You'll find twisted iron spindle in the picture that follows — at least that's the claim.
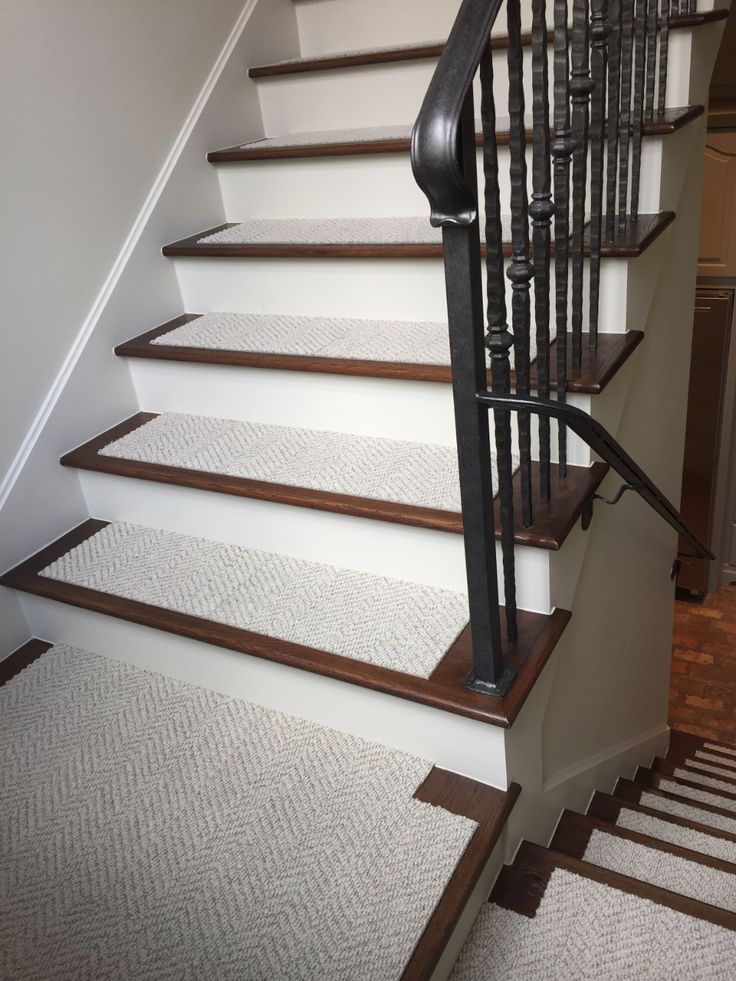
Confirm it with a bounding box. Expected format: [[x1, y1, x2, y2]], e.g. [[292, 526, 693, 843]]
[[552, 0, 575, 478], [506, 0, 535, 528], [480, 42, 517, 645], [618, 0, 635, 222], [530, 0, 554, 500], [606, 0, 623, 233], [645, 0, 658, 120], [569, 0, 593, 369], [658, 0, 670, 115], [630, 0, 648, 217], [589, 0, 611, 352]]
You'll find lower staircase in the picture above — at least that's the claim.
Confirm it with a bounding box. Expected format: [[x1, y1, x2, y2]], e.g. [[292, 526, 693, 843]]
[[453, 731, 736, 978], [3, 640, 736, 978]]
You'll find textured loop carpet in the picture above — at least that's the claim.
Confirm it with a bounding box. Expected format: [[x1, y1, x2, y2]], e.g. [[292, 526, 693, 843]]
[[673, 767, 736, 794], [151, 310, 540, 368], [706, 742, 736, 759], [0, 644, 476, 980], [640, 790, 736, 836], [616, 808, 736, 865], [197, 214, 515, 246], [99, 412, 482, 512], [583, 830, 736, 912], [450, 868, 736, 980], [657, 778, 736, 813], [40, 522, 468, 678], [696, 750, 736, 771]]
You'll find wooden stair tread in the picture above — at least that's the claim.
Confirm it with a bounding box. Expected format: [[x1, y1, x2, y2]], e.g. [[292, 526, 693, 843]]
[[653, 757, 736, 788], [551, 809, 736, 874], [0, 638, 53, 687], [637, 765, 736, 805], [618, 775, 736, 822], [670, 729, 736, 757], [162, 212, 675, 260], [589, 791, 736, 845], [0, 519, 571, 729], [61, 412, 607, 549], [403, 774, 520, 979], [208, 108, 703, 162], [248, 12, 726, 78], [490, 840, 736, 928], [115, 314, 643, 396]]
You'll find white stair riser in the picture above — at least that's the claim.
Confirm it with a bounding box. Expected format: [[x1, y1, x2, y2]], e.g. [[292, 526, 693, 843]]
[[215, 140, 665, 220], [171, 255, 630, 333], [19, 593, 510, 788], [125, 358, 597, 466], [255, 33, 695, 137], [75, 469, 554, 610], [256, 53, 533, 134]]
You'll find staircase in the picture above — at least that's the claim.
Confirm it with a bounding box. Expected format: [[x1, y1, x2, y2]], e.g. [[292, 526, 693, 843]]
[[1, 0, 733, 976], [453, 729, 736, 978]]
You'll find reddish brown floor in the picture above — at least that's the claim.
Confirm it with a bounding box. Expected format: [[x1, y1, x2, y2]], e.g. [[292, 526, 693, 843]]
[[669, 585, 736, 744]]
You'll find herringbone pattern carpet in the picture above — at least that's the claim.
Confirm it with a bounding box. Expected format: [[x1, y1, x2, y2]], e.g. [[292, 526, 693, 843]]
[[100, 412, 499, 512], [40, 522, 469, 677], [1, 644, 476, 980], [450, 868, 736, 980]]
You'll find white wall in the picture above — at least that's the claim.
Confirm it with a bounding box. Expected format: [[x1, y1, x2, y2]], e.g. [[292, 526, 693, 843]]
[[0, 0, 301, 650], [0, 0, 247, 483]]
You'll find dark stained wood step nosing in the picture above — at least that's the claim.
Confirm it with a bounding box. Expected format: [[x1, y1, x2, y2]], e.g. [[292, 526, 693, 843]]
[[61, 412, 608, 551], [208, 107, 704, 163], [248, 12, 727, 78], [161, 213, 675, 260], [670, 728, 736, 756], [115, 315, 644, 397], [0, 519, 572, 730], [551, 809, 736, 874], [0, 638, 53, 687], [403, 777, 520, 979], [490, 840, 736, 928], [618, 775, 736, 822], [589, 791, 736, 845]]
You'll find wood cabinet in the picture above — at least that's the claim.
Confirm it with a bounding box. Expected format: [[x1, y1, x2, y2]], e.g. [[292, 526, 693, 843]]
[[698, 133, 736, 278]]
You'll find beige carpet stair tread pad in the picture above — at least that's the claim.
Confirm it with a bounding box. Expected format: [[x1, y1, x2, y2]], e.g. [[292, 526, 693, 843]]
[[40, 522, 468, 678], [616, 808, 736, 865], [99, 412, 502, 513], [673, 767, 736, 793], [706, 741, 736, 759], [1, 644, 476, 980], [684, 757, 736, 779], [197, 214, 514, 246], [640, 790, 736, 836], [450, 867, 735, 980], [696, 750, 736, 770], [657, 778, 736, 814], [150, 311, 539, 368], [583, 830, 736, 912]]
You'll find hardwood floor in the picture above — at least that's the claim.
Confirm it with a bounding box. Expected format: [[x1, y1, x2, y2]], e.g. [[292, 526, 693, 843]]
[[669, 586, 736, 743]]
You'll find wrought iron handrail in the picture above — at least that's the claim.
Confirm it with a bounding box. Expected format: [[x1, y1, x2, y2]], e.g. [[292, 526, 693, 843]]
[[477, 391, 714, 560], [411, 0, 707, 699], [411, 0, 504, 226]]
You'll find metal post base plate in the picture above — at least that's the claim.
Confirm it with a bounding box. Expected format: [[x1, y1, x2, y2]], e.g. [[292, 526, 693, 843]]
[[463, 666, 517, 698]]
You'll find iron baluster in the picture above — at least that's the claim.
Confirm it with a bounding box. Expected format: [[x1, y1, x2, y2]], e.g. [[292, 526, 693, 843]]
[[530, 0, 555, 500], [618, 0, 635, 222], [480, 42, 518, 646], [589, 0, 611, 353], [507, 0, 535, 527], [630, 0, 648, 217], [645, 0, 658, 120], [606, 0, 623, 233], [552, 0, 575, 478], [570, 0, 593, 369], [658, 0, 670, 116], [441, 91, 515, 697]]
